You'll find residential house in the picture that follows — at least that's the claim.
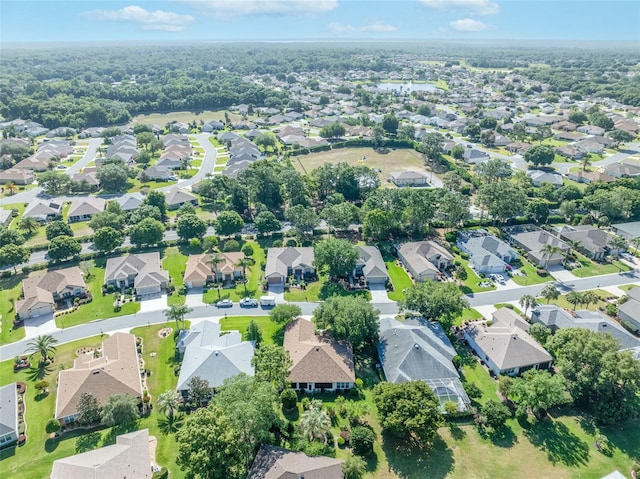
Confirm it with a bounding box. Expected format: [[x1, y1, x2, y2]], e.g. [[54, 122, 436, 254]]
[[248, 445, 343, 479], [51, 429, 151, 479], [389, 170, 430, 187], [183, 252, 245, 288], [462, 147, 490, 164], [611, 220, 640, 241], [464, 308, 553, 376], [378, 317, 470, 412], [354, 246, 388, 286], [265, 247, 315, 286], [116, 192, 145, 212], [605, 161, 640, 178], [141, 165, 172, 181], [13, 156, 53, 172], [67, 197, 106, 223], [531, 305, 639, 350], [577, 125, 606, 136], [104, 252, 169, 296], [0, 168, 34, 185], [54, 332, 143, 425], [457, 230, 518, 274], [618, 287, 640, 332], [556, 225, 612, 261], [176, 320, 255, 396], [0, 383, 19, 448], [506, 142, 532, 155], [397, 241, 453, 281], [284, 318, 355, 392], [507, 227, 570, 267], [16, 267, 87, 320], [526, 169, 563, 187], [555, 145, 586, 160], [165, 187, 198, 210], [22, 200, 62, 223], [566, 169, 615, 184], [575, 138, 605, 154], [71, 170, 100, 190]]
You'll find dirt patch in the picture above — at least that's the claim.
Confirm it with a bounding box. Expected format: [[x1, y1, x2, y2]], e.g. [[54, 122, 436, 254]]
[[158, 327, 173, 339], [293, 147, 426, 188]]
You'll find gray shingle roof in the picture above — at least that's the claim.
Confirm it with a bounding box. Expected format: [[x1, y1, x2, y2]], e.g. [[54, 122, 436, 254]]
[[0, 383, 17, 439], [248, 445, 343, 479], [355, 246, 388, 280]]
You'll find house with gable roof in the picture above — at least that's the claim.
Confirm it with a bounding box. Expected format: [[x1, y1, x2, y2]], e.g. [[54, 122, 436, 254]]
[[248, 445, 343, 479], [16, 267, 87, 319], [165, 187, 198, 210], [397, 241, 453, 281], [265, 247, 315, 286], [354, 245, 388, 286], [284, 318, 355, 392], [457, 230, 518, 274], [0, 383, 19, 448], [104, 252, 169, 296], [183, 252, 245, 288]]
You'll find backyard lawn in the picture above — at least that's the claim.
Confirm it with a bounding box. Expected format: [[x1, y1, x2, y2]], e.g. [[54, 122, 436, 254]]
[[0, 274, 26, 345], [386, 261, 413, 302], [55, 259, 140, 329], [571, 253, 631, 278], [162, 247, 188, 306], [219, 316, 283, 345]]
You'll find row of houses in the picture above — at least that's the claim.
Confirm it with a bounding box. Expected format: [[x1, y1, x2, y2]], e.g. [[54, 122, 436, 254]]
[[142, 134, 192, 181]]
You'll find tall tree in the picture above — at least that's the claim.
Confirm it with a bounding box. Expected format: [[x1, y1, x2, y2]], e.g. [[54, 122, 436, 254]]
[[157, 390, 181, 420], [26, 334, 58, 365], [128, 218, 164, 247], [252, 344, 292, 391], [164, 304, 193, 332], [566, 291, 583, 310], [47, 235, 82, 260], [76, 392, 102, 425], [524, 145, 555, 167], [0, 243, 29, 274], [17, 216, 40, 236], [540, 244, 562, 269], [400, 282, 469, 329], [314, 238, 359, 279], [45, 220, 73, 241], [284, 204, 319, 236], [187, 376, 211, 407], [144, 191, 167, 220], [208, 253, 224, 300], [540, 284, 560, 304], [177, 213, 207, 241], [510, 370, 570, 420], [93, 226, 124, 253], [269, 304, 302, 324], [215, 211, 245, 237], [420, 132, 444, 161], [314, 296, 379, 352], [100, 393, 139, 426], [519, 294, 537, 317], [254, 210, 281, 236], [299, 403, 332, 444]]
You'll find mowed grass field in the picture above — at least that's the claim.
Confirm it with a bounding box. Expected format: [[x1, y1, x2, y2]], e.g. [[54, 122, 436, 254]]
[[130, 110, 245, 126], [292, 147, 427, 187]]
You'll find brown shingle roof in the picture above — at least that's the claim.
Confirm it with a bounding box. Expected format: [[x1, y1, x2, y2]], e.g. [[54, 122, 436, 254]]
[[284, 319, 355, 384], [248, 445, 343, 479], [16, 267, 86, 316]]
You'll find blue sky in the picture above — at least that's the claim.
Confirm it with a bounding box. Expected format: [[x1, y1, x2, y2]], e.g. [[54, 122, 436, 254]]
[[2, 0, 639, 43]]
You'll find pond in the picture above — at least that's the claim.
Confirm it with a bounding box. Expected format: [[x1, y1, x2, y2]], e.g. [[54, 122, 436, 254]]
[[377, 82, 437, 93]]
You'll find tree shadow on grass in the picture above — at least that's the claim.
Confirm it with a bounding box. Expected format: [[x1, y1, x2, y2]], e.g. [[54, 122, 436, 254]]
[[0, 446, 16, 461], [523, 417, 590, 467], [157, 414, 185, 435], [34, 392, 49, 402], [26, 363, 53, 382], [271, 325, 285, 346], [382, 433, 454, 479], [75, 431, 101, 453], [478, 425, 517, 448], [448, 422, 466, 441]]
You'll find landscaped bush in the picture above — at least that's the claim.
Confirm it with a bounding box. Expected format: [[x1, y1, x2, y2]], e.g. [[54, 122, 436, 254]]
[[621, 320, 639, 334], [350, 426, 375, 457], [45, 418, 61, 434], [272, 239, 283, 247], [606, 303, 618, 317], [464, 382, 482, 399], [280, 388, 298, 410], [301, 440, 335, 458], [536, 268, 548, 277], [460, 252, 469, 260], [286, 238, 298, 247], [241, 244, 254, 256], [223, 240, 240, 252]]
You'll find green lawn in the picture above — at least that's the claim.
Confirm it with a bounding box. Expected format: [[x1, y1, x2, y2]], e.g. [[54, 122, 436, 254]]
[[219, 316, 283, 345], [619, 284, 640, 292], [283, 272, 371, 302], [455, 256, 497, 294], [493, 303, 523, 315], [570, 253, 631, 278], [162, 247, 188, 306], [0, 274, 27, 345], [541, 289, 613, 312], [4, 202, 26, 229], [509, 257, 551, 286], [56, 260, 140, 329], [453, 308, 484, 326], [386, 261, 413, 302]]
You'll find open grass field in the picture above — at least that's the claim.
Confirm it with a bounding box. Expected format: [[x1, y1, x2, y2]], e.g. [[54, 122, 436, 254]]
[[130, 110, 244, 127], [162, 247, 188, 307], [292, 147, 426, 187]]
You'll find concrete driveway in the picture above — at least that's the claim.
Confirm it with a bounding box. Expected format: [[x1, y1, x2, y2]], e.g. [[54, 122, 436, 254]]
[[369, 284, 392, 302], [140, 294, 167, 313], [185, 288, 205, 308], [24, 312, 58, 338]]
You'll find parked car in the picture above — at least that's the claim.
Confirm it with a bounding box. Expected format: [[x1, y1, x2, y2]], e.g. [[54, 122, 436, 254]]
[[621, 252, 635, 262], [215, 299, 233, 308], [239, 297, 258, 307]]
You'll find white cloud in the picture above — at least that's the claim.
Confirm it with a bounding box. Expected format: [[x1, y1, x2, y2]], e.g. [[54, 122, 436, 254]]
[[179, 0, 338, 17], [328, 21, 397, 33], [83, 5, 194, 31], [449, 18, 494, 31], [420, 0, 499, 15]]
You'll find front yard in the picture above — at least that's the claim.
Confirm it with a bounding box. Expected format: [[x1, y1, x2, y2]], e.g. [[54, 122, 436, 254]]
[[570, 253, 631, 278], [454, 256, 497, 294], [385, 261, 413, 302], [508, 257, 550, 286], [283, 272, 371, 302]]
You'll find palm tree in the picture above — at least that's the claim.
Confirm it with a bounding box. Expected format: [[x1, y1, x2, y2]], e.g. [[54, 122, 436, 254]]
[[164, 304, 193, 332], [17, 216, 40, 236], [566, 291, 583, 311], [566, 239, 582, 259], [540, 244, 562, 269], [519, 294, 537, 317], [4, 182, 17, 196], [608, 235, 627, 260], [631, 236, 640, 254], [235, 257, 254, 295], [541, 284, 560, 304], [26, 334, 58, 365], [580, 156, 591, 171], [581, 290, 599, 310], [207, 253, 224, 301], [157, 390, 181, 420], [299, 405, 331, 444]]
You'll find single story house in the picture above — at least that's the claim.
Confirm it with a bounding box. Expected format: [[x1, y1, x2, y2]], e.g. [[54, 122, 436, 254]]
[[104, 252, 169, 296], [0, 383, 18, 448], [526, 169, 564, 187], [555, 145, 586, 160], [285, 318, 355, 392], [0, 208, 12, 227], [183, 252, 245, 288], [618, 287, 640, 332], [354, 246, 388, 286], [531, 305, 639, 350], [397, 241, 453, 281], [566, 169, 615, 184], [556, 225, 612, 261], [176, 320, 255, 396], [265, 247, 315, 286], [55, 332, 143, 425], [13, 156, 53, 171], [51, 429, 151, 479], [605, 161, 640, 178], [0, 168, 34, 185], [462, 147, 490, 164], [611, 220, 640, 241], [16, 267, 87, 320], [71, 170, 100, 189], [165, 187, 198, 210], [390, 170, 430, 187], [248, 445, 343, 479], [457, 230, 518, 274], [141, 165, 172, 181], [507, 226, 570, 267], [67, 197, 106, 223], [464, 308, 553, 376], [378, 317, 470, 412], [22, 200, 62, 223], [116, 192, 145, 212]]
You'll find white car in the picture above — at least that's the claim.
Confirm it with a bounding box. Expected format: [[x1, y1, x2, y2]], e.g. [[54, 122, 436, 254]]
[[621, 252, 635, 262], [239, 297, 258, 307], [215, 299, 233, 308]]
